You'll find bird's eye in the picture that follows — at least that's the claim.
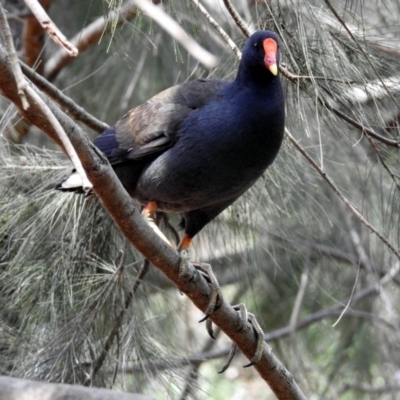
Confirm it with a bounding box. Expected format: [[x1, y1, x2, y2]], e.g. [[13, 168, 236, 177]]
[[253, 42, 260, 50]]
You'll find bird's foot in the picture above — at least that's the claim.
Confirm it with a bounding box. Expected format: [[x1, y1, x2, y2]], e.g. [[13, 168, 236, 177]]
[[179, 253, 264, 372], [218, 303, 265, 373], [179, 250, 223, 339]]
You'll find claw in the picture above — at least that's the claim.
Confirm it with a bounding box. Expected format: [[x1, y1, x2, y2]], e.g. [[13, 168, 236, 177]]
[[218, 343, 237, 374], [219, 304, 265, 373], [205, 317, 215, 339], [195, 263, 222, 319], [177, 250, 223, 337], [242, 313, 265, 367]]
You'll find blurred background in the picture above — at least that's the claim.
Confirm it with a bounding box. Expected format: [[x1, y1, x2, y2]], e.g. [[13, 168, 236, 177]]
[[1, 0, 400, 399]]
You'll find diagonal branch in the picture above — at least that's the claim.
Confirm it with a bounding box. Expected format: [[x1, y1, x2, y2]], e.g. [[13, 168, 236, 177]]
[[43, 0, 148, 80], [0, 36, 306, 400], [216, 2, 400, 150], [222, 0, 251, 37], [20, 60, 109, 133], [24, 0, 78, 57], [132, 0, 217, 69], [285, 128, 400, 262], [191, 0, 241, 59], [0, 3, 91, 191], [44, 0, 216, 81]]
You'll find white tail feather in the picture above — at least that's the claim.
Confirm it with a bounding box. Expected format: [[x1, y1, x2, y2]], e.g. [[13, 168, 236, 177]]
[[60, 172, 83, 189]]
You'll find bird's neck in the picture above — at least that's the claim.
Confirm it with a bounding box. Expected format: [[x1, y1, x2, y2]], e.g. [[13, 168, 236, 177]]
[[236, 63, 279, 89]]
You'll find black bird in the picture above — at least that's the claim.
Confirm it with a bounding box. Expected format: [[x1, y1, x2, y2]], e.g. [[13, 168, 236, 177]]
[[58, 30, 285, 254], [58, 30, 285, 370]]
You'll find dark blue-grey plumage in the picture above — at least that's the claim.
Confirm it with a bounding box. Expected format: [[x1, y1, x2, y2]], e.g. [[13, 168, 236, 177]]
[[58, 30, 285, 243]]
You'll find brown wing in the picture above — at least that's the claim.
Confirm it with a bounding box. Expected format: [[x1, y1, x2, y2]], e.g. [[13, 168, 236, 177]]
[[112, 79, 228, 161]]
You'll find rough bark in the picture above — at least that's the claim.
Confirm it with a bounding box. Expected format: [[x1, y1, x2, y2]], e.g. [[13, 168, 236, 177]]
[[0, 376, 151, 400]]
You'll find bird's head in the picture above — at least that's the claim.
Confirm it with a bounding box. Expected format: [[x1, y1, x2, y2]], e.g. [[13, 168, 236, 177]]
[[240, 30, 281, 78]]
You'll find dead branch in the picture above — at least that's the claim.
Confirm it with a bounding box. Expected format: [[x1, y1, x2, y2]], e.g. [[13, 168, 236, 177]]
[[23, 0, 52, 73], [0, 375, 151, 400], [43, 0, 146, 80], [23, 0, 78, 57]]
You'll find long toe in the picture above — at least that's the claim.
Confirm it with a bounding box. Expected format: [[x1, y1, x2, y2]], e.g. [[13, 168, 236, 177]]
[[177, 251, 223, 338], [219, 304, 266, 372], [243, 312, 265, 367], [195, 263, 223, 321]]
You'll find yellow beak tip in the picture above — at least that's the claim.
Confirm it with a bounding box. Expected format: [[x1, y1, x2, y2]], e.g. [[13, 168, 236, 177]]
[[269, 64, 278, 76]]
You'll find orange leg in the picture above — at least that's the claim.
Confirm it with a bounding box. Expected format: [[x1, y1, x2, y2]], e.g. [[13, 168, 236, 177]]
[[141, 202, 172, 247], [142, 201, 158, 219], [177, 233, 192, 251]]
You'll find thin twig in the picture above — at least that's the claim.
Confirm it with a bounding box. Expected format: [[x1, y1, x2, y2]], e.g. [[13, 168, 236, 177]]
[[23, 0, 78, 57], [0, 3, 92, 191], [91, 258, 150, 382], [324, 0, 400, 111], [339, 382, 400, 395], [289, 272, 308, 332], [133, 0, 217, 69], [25, 86, 92, 191], [20, 61, 109, 133], [285, 128, 400, 261], [325, 103, 400, 148], [332, 265, 361, 328], [222, 0, 251, 37], [364, 134, 400, 191], [43, 0, 150, 80], [280, 64, 356, 84], [191, 0, 242, 59], [282, 50, 400, 150]]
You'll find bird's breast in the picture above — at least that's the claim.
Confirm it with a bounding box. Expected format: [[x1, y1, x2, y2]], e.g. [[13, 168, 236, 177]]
[[135, 87, 284, 212]]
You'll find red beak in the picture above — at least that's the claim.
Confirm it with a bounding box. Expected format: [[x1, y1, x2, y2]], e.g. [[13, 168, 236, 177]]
[[263, 38, 278, 76]]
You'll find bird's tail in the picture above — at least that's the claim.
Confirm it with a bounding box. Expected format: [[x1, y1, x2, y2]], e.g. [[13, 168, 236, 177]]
[[55, 171, 86, 193]]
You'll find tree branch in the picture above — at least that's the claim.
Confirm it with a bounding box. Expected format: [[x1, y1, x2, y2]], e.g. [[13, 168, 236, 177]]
[[222, 0, 252, 37], [132, 0, 217, 69], [23, 0, 52, 74], [0, 375, 151, 400], [0, 37, 307, 400], [23, 0, 78, 57], [0, 6, 29, 109], [0, 4, 92, 191], [285, 128, 400, 262], [43, 0, 149, 80], [20, 60, 109, 133], [191, 0, 242, 59]]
